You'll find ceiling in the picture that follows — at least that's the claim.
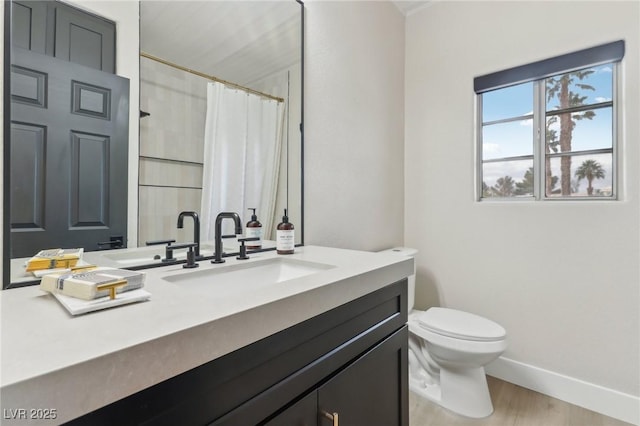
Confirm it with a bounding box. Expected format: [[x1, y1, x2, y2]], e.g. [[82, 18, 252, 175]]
[[392, 0, 431, 15], [139, 1, 429, 89], [139, 1, 302, 88]]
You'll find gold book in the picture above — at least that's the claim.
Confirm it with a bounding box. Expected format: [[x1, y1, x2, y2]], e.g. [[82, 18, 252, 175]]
[[25, 248, 83, 272]]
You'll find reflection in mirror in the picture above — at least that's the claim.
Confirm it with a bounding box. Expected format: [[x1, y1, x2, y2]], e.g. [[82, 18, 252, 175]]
[[4, 0, 303, 286], [138, 0, 303, 250]]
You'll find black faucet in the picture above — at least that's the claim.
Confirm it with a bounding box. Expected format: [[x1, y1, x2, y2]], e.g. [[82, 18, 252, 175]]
[[177, 211, 201, 259], [212, 212, 243, 263]]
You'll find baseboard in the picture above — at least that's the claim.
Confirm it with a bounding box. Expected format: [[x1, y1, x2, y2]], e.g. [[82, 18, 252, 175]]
[[486, 356, 639, 425]]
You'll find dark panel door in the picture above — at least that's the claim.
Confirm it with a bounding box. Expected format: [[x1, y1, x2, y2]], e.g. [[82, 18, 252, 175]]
[[10, 47, 129, 257], [53, 2, 116, 73], [317, 327, 409, 426], [12, 0, 116, 73]]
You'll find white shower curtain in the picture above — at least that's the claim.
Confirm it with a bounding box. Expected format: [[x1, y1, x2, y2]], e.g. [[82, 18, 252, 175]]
[[201, 81, 285, 240]]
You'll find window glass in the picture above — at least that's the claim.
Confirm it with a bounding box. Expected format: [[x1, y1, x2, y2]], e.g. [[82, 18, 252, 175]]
[[547, 153, 613, 197], [482, 82, 533, 123], [483, 119, 533, 160], [545, 64, 613, 111], [545, 108, 612, 153], [478, 61, 617, 200], [482, 159, 534, 198]]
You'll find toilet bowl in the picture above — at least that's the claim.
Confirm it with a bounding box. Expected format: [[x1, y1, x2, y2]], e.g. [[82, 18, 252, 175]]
[[379, 248, 507, 418]]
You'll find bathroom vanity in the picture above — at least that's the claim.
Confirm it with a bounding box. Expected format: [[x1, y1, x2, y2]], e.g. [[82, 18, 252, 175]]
[[0, 246, 412, 425]]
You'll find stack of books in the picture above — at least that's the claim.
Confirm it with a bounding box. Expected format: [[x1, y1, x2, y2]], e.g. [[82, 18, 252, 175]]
[[26, 248, 84, 272], [40, 267, 150, 315]]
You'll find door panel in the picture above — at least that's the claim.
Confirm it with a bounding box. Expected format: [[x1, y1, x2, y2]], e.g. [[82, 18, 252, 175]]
[[11, 1, 47, 54], [54, 4, 115, 73], [70, 131, 109, 227], [13, 0, 116, 73], [10, 123, 46, 229], [10, 47, 129, 257]]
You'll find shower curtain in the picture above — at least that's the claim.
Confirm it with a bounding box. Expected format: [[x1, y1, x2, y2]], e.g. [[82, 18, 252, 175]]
[[201, 82, 285, 240]]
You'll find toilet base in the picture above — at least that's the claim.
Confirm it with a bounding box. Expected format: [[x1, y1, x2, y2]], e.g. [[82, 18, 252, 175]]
[[409, 365, 494, 418]]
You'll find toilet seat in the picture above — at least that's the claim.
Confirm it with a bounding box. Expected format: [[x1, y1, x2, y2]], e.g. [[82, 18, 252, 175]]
[[416, 307, 506, 342]]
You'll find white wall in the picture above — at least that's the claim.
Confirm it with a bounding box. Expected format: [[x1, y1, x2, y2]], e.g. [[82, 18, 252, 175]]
[[405, 0, 639, 422], [305, 0, 405, 251]]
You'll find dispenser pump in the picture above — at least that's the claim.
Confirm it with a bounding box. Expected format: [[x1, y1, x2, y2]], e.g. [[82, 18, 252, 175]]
[[249, 208, 258, 221]]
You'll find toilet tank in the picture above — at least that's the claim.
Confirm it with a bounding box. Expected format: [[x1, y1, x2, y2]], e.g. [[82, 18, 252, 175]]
[[378, 247, 417, 311]]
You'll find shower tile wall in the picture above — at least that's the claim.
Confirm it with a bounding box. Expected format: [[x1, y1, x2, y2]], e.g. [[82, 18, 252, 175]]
[[138, 57, 206, 246]]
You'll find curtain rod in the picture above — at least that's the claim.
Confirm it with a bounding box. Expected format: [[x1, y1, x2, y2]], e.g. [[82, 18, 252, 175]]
[[140, 51, 284, 103]]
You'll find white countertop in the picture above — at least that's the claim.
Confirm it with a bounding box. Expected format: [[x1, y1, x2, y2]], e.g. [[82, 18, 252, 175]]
[[9, 239, 277, 285], [0, 245, 412, 425]]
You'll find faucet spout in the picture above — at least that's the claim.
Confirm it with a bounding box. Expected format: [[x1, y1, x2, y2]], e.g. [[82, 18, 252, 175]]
[[212, 212, 243, 263], [177, 211, 201, 259]]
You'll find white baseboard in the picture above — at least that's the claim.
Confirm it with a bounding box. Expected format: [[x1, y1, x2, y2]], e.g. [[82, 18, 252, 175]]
[[485, 356, 640, 425]]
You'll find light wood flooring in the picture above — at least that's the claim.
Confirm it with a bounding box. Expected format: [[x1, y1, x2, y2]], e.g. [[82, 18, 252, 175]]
[[409, 376, 634, 426]]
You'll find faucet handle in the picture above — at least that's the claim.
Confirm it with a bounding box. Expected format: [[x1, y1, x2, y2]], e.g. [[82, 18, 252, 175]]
[[236, 237, 260, 260], [146, 239, 176, 246], [167, 242, 199, 250], [163, 242, 199, 267]]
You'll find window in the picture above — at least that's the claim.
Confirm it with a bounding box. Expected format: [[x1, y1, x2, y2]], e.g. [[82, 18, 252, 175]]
[[475, 41, 624, 200]]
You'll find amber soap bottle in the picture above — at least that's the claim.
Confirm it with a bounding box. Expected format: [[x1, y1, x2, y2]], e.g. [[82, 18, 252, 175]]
[[276, 209, 295, 254], [245, 208, 262, 249]]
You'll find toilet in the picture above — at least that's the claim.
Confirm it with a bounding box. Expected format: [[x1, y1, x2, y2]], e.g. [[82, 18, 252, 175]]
[[379, 247, 507, 418]]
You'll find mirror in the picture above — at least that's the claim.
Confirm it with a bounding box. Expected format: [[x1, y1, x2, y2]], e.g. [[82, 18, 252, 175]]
[[3, 0, 304, 286]]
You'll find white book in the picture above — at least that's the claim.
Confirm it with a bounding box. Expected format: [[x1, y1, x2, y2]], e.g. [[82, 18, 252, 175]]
[[40, 267, 146, 300]]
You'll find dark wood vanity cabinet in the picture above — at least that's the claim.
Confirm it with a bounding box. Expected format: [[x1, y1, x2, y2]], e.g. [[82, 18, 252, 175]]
[[67, 279, 408, 426], [264, 328, 407, 426]]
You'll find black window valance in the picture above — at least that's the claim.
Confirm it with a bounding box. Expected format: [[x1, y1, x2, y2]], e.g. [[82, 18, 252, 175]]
[[474, 40, 625, 94]]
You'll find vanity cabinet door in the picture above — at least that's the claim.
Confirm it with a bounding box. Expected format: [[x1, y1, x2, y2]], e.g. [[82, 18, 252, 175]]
[[264, 326, 408, 426], [263, 392, 317, 426], [317, 326, 408, 426]]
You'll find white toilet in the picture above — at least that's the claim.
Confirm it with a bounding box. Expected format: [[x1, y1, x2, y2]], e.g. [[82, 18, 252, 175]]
[[380, 247, 507, 418]]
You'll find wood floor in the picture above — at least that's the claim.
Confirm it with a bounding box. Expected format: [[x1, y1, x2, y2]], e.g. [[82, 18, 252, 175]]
[[409, 376, 633, 426]]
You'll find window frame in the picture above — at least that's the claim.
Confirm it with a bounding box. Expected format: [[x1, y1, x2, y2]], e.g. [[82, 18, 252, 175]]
[[476, 53, 621, 202]]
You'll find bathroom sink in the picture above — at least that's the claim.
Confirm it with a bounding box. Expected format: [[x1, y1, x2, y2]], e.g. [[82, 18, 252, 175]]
[[161, 257, 335, 290]]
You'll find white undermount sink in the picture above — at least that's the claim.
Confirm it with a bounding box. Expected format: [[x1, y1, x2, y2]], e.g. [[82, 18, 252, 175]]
[[161, 257, 335, 289]]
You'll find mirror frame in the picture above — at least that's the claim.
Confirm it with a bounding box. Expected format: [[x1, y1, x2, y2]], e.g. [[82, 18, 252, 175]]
[[3, 1, 11, 287], [2, 0, 305, 288]]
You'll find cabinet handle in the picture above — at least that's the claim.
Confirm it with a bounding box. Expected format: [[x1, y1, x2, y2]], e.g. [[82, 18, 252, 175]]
[[321, 410, 339, 426]]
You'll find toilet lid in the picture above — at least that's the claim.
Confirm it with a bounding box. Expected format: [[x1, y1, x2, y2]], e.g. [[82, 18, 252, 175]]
[[417, 307, 506, 342]]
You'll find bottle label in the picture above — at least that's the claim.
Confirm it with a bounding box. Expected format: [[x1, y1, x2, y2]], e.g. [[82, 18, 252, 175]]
[[246, 227, 262, 245], [277, 229, 295, 251]]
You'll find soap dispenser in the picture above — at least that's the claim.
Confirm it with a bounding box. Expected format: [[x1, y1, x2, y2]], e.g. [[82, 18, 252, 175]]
[[245, 208, 262, 250], [276, 208, 295, 255]]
